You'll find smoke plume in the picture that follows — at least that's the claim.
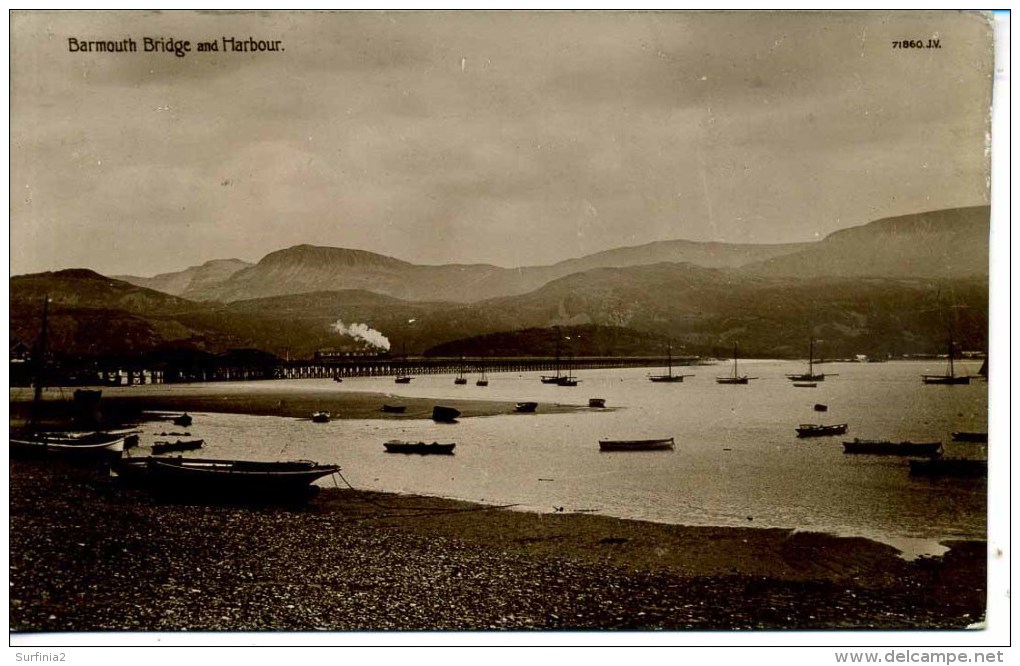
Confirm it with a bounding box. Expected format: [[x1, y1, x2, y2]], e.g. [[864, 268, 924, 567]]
[[331, 320, 391, 351]]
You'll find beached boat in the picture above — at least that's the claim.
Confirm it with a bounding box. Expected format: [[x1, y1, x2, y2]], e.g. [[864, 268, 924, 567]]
[[922, 340, 970, 385], [908, 456, 987, 478], [842, 439, 942, 456], [171, 413, 193, 427], [381, 404, 407, 414], [515, 402, 538, 413], [786, 339, 827, 382], [599, 437, 675, 452], [383, 440, 456, 455], [311, 411, 330, 423], [11, 432, 129, 460], [432, 406, 461, 423], [588, 398, 606, 408], [951, 431, 988, 443], [114, 457, 340, 500], [152, 439, 205, 455], [649, 344, 693, 383], [716, 344, 756, 384], [796, 423, 848, 438]]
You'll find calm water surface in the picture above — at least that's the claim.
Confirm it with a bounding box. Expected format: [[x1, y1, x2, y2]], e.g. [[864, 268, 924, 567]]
[[127, 360, 988, 555]]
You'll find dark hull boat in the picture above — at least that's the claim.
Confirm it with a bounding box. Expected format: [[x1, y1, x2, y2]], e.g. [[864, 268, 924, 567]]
[[381, 404, 407, 414], [793, 382, 817, 388], [311, 411, 330, 423], [432, 406, 461, 423], [922, 340, 970, 385], [588, 398, 606, 408], [115, 457, 340, 500], [515, 402, 538, 413], [599, 437, 675, 452], [786, 339, 826, 382], [717, 344, 755, 384], [152, 439, 205, 455], [171, 413, 193, 427], [384, 440, 456, 455], [842, 439, 942, 456], [394, 376, 413, 384], [909, 456, 987, 478], [649, 344, 692, 383], [952, 431, 988, 443], [796, 423, 848, 438]]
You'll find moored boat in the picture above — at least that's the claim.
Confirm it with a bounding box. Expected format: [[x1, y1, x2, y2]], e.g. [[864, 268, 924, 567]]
[[796, 423, 848, 438], [431, 405, 461, 423], [793, 382, 817, 388], [599, 437, 675, 452], [716, 344, 756, 384], [10, 432, 128, 460], [311, 411, 330, 423], [786, 339, 827, 382], [842, 439, 942, 456], [114, 457, 341, 501], [171, 413, 193, 427], [922, 340, 970, 385], [588, 398, 606, 408], [384, 440, 456, 455], [649, 343, 693, 383], [152, 439, 205, 455], [951, 431, 988, 443], [908, 456, 987, 478], [814, 404, 828, 412], [515, 402, 538, 413], [381, 404, 407, 414], [394, 376, 413, 384]]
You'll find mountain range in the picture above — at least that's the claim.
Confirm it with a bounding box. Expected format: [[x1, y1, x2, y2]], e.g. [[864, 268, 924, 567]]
[[11, 206, 990, 364]]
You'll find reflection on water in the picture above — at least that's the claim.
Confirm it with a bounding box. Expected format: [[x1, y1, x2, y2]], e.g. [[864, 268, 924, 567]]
[[128, 360, 988, 551]]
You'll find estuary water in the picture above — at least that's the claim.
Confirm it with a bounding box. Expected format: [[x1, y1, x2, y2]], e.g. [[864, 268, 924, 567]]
[[127, 359, 988, 555]]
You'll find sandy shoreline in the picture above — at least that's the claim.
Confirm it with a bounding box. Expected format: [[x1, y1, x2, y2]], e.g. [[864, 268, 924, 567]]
[[9, 382, 587, 425], [9, 459, 986, 633]]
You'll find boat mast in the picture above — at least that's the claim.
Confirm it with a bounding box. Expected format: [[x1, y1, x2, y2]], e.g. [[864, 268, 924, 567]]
[[808, 338, 814, 375], [30, 297, 50, 429], [667, 343, 673, 377], [733, 343, 739, 379], [948, 339, 955, 378]]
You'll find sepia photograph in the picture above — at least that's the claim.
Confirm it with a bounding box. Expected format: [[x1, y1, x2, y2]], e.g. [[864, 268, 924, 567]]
[[8, 8, 1005, 650]]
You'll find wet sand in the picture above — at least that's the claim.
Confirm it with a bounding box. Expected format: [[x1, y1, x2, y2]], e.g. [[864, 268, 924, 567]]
[[9, 382, 585, 426], [9, 460, 986, 632]]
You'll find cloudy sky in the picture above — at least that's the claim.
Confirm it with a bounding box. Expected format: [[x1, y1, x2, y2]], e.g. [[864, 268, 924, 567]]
[[10, 10, 994, 277]]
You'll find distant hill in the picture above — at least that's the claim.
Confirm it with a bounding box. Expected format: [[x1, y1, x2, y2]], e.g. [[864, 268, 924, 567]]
[[166, 240, 811, 304], [115, 259, 251, 299], [745, 207, 989, 279], [114, 207, 987, 305]]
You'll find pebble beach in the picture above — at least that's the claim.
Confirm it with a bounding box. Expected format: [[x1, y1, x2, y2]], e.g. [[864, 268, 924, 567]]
[[10, 458, 985, 633]]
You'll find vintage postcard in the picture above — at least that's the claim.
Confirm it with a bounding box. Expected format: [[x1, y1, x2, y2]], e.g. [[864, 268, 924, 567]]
[[8, 9, 1003, 651]]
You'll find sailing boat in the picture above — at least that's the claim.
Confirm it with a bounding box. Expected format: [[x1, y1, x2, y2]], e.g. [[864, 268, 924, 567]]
[[557, 350, 580, 387], [922, 339, 970, 385], [716, 343, 756, 384], [541, 336, 563, 384], [786, 339, 826, 382], [476, 356, 489, 387], [649, 343, 693, 383], [454, 355, 467, 385], [11, 297, 128, 460], [394, 342, 413, 384]]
